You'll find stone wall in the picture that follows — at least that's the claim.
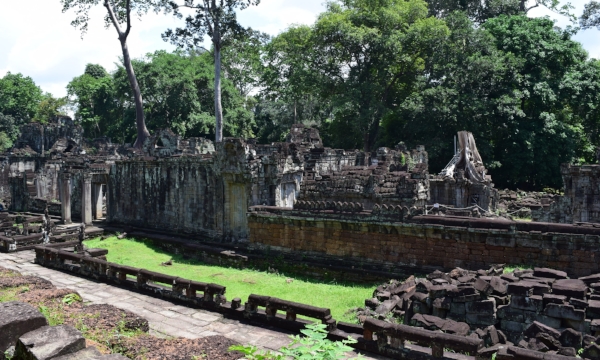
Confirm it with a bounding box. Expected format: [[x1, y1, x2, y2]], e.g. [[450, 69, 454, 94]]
[[248, 209, 600, 277], [107, 157, 223, 238]]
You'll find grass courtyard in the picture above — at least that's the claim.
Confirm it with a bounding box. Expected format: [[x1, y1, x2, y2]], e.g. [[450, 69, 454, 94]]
[[85, 236, 380, 323]]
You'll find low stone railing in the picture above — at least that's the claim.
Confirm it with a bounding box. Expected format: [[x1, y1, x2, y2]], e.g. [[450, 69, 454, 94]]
[[363, 318, 483, 358], [34, 245, 492, 359]]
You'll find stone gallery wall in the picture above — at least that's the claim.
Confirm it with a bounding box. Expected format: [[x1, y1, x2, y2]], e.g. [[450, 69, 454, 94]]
[[107, 157, 224, 238], [248, 209, 600, 277]]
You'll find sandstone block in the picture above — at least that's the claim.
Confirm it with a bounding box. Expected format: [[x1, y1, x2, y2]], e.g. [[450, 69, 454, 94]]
[[559, 328, 583, 349], [0, 301, 48, 355], [552, 279, 587, 300], [15, 325, 86, 360], [533, 267, 567, 280], [587, 300, 600, 319], [544, 303, 585, 321], [510, 295, 544, 313]]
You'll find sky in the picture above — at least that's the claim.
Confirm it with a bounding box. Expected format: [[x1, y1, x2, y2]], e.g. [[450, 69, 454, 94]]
[[0, 0, 598, 98]]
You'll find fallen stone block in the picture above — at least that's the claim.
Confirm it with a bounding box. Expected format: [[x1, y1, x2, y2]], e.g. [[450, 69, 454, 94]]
[[429, 284, 456, 299], [466, 299, 496, 314], [14, 325, 86, 360], [365, 298, 380, 310], [484, 325, 500, 347], [432, 297, 451, 310], [501, 320, 526, 333], [474, 278, 493, 295], [507, 281, 549, 297], [501, 273, 519, 283], [0, 301, 48, 355], [535, 315, 561, 329], [410, 313, 470, 336], [557, 347, 577, 357], [533, 268, 567, 280], [523, 321, 561, 341], [375, 299, 399, 315], [511, 295, 544, 312], [526, 338, 550, 352], [544, 303, 585, 321], [580, 273, 600, 286], [491, 277, 509, 295], [552, 279, 588, 300], [588, 300, 600, 319], [582, 343, 600, 360], [497, 305, 524, 322], [543, 294, 567, 306], [559, 328, 582, 349], [467, 313, 497, 326]]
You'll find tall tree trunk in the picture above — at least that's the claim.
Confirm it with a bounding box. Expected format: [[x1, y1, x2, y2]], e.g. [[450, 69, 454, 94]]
[[214, 37, 224, 143], [121, 40, 150, 148]]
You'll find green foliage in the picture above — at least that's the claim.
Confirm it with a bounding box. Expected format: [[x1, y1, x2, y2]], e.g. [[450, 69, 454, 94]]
[[62, 293, 83, 305], [0, 72, 43, 121], [230, 323, 363, 360], [33, 93, 68, 124]]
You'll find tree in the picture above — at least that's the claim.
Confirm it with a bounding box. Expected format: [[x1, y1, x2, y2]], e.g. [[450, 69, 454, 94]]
[[303, 0, 448, 151], [162, 0, 260, 143], [581, 1, 600, 29], [221, 29, 269, 98], [33, 93, 69, 124], [383, 14, 592, 189], [425, 0, 575, 24], [0, 72, 43, 121], [112, 50, 255, 138], [0, 73, 44, 149], [61, 0, 161, 148], [67, 64, 119, 139]]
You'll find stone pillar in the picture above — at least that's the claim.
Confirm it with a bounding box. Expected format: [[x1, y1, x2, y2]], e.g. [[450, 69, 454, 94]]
[[81, 174, 92, 225], [59, 172, 72, 224], [93, 184, 103, 219]]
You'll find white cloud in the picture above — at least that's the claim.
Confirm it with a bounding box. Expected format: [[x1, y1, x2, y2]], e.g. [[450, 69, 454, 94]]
[[0, 0, 597, 99]]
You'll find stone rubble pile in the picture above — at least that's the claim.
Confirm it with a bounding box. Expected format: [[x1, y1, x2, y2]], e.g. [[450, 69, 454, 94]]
[[0, 301, 126, 360], [358, 265, 600, 358], [497, 189, 559, 218]]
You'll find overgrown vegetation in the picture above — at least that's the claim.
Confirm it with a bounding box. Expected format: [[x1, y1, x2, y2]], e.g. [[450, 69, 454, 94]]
[[229, 323, 363, 360], [86, 236, 376, 323]]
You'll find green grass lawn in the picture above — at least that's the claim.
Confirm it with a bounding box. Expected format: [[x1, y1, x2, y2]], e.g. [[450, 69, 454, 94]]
[[86, 236, 381, 323]]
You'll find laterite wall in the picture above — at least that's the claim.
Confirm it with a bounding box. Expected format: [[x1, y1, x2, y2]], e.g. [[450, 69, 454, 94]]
[[248, 210, 600, 277]]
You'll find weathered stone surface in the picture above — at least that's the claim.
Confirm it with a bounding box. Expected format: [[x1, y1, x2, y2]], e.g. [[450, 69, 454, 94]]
[[15, 325, 86, 360], [552, 279, 587, 300], [490, 277, 509, 295], [582, 343, 600, 360], [510, 295, 544, 313], [587, 300, 600, 319], [0, 301, 48, 354], [543, 294, 567, 306], [557, 347, 577, 357], [52, 347, 131, 360], [535, 315, 561, 329], [474, 278, 493, 295], [533, 268, 568, 280], [410, 313, 470, 336], [559, 328, 582, 349], [522, 321, 560, 342], [497, 305, 524, 322], [466, 299, 496, 314], [544, 303, 585, 321]]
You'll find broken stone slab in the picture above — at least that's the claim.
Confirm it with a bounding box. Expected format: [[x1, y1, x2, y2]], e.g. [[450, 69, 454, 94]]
[[582, 343, 600, 360], [557, 347, 577, 357], [429, 284, 456, 299], [580, 273, 600, 286], [14, 325, 86, 360], [507, 281, 550, 297], [498, 305, 525, 322], [467, 313, 497, 327], [535, 315, 562, 329], [559, 328, 583, 349], [466, 299, 496, 315], [510, 295, 544, 313], [457, 275, 476, 283], [552, 279, 588, 300], [544, 303, 585, 321], [0, 301, 48, 355], [432, 297, 451, 310], [533, 268, 568, 280], [410, 313, 470, 336], [365, 298, 380, 310], [477, 343, 508, 358], [501, 273, 519, 283], [526, 338, 550, 352], [375, 298, 400, 315], [569, 297, 588, 310], [543, 294, 567, 306], [474, 278, 493, 295], [523, 321, 561, 341], [587, 300, 600, 319], [490, 277, 509, 295], [484, 325, 500, 347]]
